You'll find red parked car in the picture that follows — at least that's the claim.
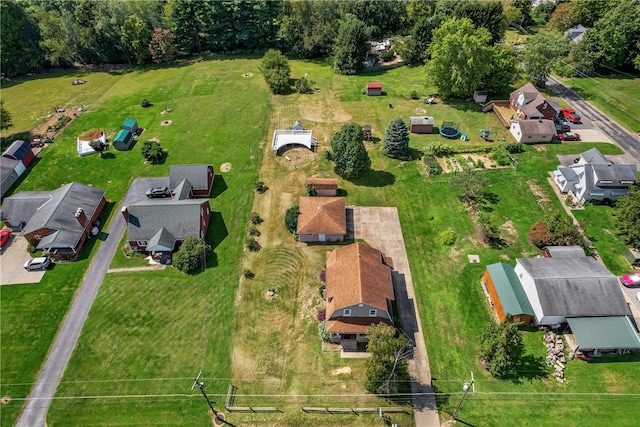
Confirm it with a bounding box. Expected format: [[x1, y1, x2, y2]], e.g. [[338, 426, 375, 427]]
[[560, 108, 581, 123], [0, 229, 11, 249], [620, 273, 640, 288], [557, 132, 581, 141]]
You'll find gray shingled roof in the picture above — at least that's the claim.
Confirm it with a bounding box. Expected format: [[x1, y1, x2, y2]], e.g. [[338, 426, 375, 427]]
[[173, 178, 193, 200], [410, 116, 434, 125], [126, 198, 207, 243], [557, 166, 579, 181], [1, 183, 105, 249], [544, 246, 585, 258], [169, 165, 212, 193], [580, 148, 609, 164], [517, 257, 630, 317], [147, 227, 176, 251], [591, 164, 638, 182]]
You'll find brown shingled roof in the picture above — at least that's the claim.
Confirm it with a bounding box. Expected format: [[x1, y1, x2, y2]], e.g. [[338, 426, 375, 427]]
[[297, 196, 346, 234], [307, 177, 338, 190], [325, 242, 394, 320], [326, 317, 391, 334]]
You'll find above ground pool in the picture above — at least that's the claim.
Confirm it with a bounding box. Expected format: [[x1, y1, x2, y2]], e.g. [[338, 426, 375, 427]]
[[440, 126, 460, 138]]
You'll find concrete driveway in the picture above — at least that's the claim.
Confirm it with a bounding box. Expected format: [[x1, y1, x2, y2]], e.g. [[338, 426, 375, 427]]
[[0, 234, 46, 285], [349, 206, 440, 427]]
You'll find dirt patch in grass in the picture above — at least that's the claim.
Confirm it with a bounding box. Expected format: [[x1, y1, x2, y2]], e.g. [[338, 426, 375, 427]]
[[220, 162, 232, 172], [527, 179, 551, 210], [242, 72, 253, 77], [533, 145, 547, 152], [499, 220, 519, 240], [161, 120, 172, 126], [331, 367, 352, 376], [79, 128, 102, 140], [275, 148, 315, 169], [500, 254, 510, 260]]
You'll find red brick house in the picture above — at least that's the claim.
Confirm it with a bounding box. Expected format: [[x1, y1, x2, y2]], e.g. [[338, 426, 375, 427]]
[[325, 242, 395, 346], [509, 83, 560, 121], [297, 196, 346, 243], [0, 182, 107, 260]]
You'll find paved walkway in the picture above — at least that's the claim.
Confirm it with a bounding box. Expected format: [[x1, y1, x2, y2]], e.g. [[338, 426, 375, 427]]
[[349, 206, 440, 427], [15, 178, 163, 427]]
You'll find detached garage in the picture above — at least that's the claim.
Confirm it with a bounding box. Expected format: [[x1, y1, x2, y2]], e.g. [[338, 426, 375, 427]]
[[483, 263, 534, 325], [364, 82, 382, 96], [113, 129, 133, 151]]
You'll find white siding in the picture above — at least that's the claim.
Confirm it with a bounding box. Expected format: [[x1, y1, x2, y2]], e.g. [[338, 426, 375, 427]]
[[514, 262, 544, 324]]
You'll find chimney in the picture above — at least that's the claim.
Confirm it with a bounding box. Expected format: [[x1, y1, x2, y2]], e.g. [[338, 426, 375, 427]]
[[121, 206, 129, 222], [75, 208, 87, 227]]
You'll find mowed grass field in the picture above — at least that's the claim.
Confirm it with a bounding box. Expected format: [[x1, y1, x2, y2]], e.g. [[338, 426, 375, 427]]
[[1, 58, 639, 426]]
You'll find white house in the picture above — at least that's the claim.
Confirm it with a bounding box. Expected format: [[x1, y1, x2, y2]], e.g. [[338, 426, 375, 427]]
[[553, 147, 638, 202], [509, 119, 556, 143]]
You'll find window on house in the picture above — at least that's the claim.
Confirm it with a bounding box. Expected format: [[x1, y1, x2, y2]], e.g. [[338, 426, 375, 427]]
[[343, 309, 351, 317], [369, 309, 377, 317], [137, 240, 147, 246], [34, 235, 41, 240], [519, 273, 523, 279]]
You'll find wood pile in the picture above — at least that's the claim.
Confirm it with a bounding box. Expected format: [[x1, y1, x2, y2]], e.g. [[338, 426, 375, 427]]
[[544, 330, 567, 383]]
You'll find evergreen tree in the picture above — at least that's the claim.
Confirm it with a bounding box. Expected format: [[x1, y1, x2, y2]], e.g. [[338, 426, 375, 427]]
[[0, 101, 13, 131], [383, 117, 410, 159]]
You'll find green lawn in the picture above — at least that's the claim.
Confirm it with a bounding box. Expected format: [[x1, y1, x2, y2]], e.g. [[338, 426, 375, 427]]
[[559, 74, 640, 133], [2, 59, 639, 427]]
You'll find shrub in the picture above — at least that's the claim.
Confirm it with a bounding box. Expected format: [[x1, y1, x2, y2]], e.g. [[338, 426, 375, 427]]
[[426, 142, 454, 157], [305, 184, 318, 196], [172, 237, 212, 274], [141, 98, 151, 108], [319, 284, 326, 297], [27, 242, 37, 253], [317, 308, 326, 321], [439, 229, 457, 246], [122, 244, 133, 258], [249, 212, 263, 225], [410, 90, 419, 100], [504, 142, 524, 154], [285, 206, 299, 234], [254, 181, 268, 193], [528, 221, 553, 248], [243, 269, 255, 279], [318, 321, 331, 342], [249, 227, 261, 236], [141, 140, 164, 164], [491, 145, 511, 166], [423, 154, 442, 176], [380, 49, 395, 62], [245, 238, 262, 252], [323, 150, 333, 161], [295, 76, 313, 94], [319, 269, 326, 282]]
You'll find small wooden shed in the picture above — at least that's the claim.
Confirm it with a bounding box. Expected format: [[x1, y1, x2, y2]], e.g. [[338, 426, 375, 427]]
[[483, 263, 534, 325], [362, 124, 372, 141], [473, 90, 488, 103], [307, 177, 338, 196], [409, 116, 434, 134], [365, 82, 382, 96]]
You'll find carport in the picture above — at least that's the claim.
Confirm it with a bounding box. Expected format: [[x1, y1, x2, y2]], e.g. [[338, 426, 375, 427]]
[[567, 316, 640, 354]]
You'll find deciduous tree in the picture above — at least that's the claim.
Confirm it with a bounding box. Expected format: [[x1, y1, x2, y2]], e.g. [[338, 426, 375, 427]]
[[0, 101, 13, 131], [479, 318, 524, 378], [121, 15, 152, 65], [141, 140, 164, 164], [148, 28, 178, 63], [172, 236, 212, 274], [450, 168, 489, 205], [329, 122, 370, 179], [426, 17, 492, 98], [383, 117, 410, 159], [524, 29, 570, 87], [365, 323, 409, 395], [259, 49, 291, 94], [332, 14, 369, 75]]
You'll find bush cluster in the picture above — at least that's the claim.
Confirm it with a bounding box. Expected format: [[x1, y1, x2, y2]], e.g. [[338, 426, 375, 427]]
[[438, 229, 457, 246], [423, 154, 442, 176], [426, 142, 454, 157]]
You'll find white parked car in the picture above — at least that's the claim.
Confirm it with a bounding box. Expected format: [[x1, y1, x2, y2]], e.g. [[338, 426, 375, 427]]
[[23, 257, 51, 271]]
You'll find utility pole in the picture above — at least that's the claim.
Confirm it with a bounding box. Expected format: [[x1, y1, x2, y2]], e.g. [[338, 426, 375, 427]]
[[192, 373, 232, 426], [451, 372, 475, 421]]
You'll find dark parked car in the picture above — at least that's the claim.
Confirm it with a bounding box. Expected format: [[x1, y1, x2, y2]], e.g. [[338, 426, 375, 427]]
[[557, 132, 581, 141], [146, 186, 170, 198], [556, 124, 571, 134]]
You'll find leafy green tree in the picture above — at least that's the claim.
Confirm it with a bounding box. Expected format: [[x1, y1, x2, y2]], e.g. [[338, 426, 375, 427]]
[[0, 101, 13, 131], [383, 118, 410, 159], [484, 44, 517, 93], [524, 29, 570, 87], [454, 0, 505, 45], [399, 17, 437, 66], [149, 28, 178, 63], [531, 0, 557, 25], [615, 187, 640, 250], [332, 14, 370, 75], [340, 0, 406, 40], [479, 318, 524, 378], [279, 0, 340, 59], [259, 49, 291, 94], [511, 0, 533, 27], [121, 15, 152, 65], [450, 168, 489, 205], [141, 140, 164, 164], [571, 0, 614, 27], [503, 4, 522, 27], [285, 205, 300, 234], [365, 323, 409, 395], [0, 0, 42, 77], [546, 2, 575, 32], [426, 17, 492, 98], [329, 122, 370, 179], [88, 139, 107, 157], [172, 236, 212, 274], [36, 7, 79, 67]]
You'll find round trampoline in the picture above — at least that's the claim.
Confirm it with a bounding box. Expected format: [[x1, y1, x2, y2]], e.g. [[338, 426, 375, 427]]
[[440, 126, 460, 138]]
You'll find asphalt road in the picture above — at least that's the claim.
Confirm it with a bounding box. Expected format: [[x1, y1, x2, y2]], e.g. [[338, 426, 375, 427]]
[[16, 177, 166, 427], [546, 76, 640, 164]]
